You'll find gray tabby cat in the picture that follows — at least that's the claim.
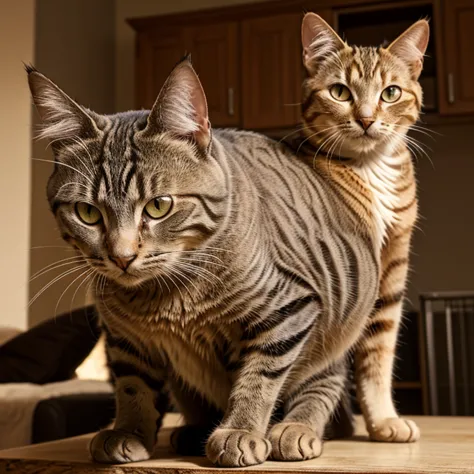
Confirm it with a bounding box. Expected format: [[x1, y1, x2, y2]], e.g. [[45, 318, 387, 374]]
[[27, 58, 379, 467]]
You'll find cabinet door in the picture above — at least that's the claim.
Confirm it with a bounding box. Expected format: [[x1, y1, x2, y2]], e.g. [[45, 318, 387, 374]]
[[439, 0, 474, 115], [185, 22, 240, 127], [241, 13, 302, 129], [136, 29, 186, 110]]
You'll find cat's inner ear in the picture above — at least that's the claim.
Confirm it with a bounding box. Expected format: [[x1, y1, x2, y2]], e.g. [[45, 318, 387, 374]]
[[26, 66, 99, 145], [301, 13, 346, 73], [145, 57, 211, 152], [387, 20, 430, 79]]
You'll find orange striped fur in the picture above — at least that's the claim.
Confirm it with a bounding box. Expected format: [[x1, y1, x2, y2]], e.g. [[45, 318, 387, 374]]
[[301, 13, 428, 442]]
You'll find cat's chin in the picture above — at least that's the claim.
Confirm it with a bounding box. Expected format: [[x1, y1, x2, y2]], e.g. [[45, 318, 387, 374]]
[[109, 272, 149, 288], [340, 136, 381, 156]]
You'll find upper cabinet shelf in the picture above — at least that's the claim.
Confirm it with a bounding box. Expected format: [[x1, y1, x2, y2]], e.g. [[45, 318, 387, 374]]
[[437, 0, 474, 115], [241, 13, 302, 129], [129, 0, 474, 130]]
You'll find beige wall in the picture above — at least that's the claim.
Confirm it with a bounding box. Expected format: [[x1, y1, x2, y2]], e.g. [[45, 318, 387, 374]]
[[29, 0, 115, 326], [0, 2, 35, 330], [115, 0, 272, 112]]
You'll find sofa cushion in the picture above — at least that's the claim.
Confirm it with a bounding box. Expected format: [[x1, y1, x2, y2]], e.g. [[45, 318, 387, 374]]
[[0, 306, 100, 384]]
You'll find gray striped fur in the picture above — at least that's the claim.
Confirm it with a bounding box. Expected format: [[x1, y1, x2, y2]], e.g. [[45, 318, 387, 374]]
[[27, 60, 379, 467]]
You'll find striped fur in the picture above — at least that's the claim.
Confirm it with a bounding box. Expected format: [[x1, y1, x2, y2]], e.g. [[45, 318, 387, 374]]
[[28, 59, 379, 466], [300, 14, 428, 443]]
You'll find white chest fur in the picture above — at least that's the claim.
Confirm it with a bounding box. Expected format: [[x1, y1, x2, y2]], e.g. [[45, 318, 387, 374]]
[[354, 153, 403, 249]]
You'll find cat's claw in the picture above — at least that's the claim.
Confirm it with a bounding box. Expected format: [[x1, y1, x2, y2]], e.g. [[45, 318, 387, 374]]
[[89, 429, 152, 464], [368, 417, 420, 443], [206, 428, 271, 467], [269, 422, 323, 461]]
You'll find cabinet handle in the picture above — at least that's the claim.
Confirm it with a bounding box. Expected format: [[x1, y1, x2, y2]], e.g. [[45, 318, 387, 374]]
[[228, 88, 234, 116], [447, 73, 455, 104]]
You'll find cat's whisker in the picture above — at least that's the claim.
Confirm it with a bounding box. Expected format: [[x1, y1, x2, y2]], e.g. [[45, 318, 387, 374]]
[[413, 122, 443, 136], [29, 263, 89, 307], [31, 245, 74, 251], [57, 181, 91, 194], [85, 271, 99, 299], [199, 246, 236, 254], [30, 256, 85, 281], [277, 125, 317, 144], [164, 265, 198, 298], [157, 273, 171, 293], [178, 257, 226, 268], [390, 123, 437, 142], [406, 124, 440, 138], [175, 267, 218, 288], [68, 136, 96, 170], [327, 132, 344, 161], [163, 269, 184, 300], [64, 143, 95, 181], [297, 124, 344, 155], [32, 158, 95, 186], [174, 260, 223, 286], [152, 275, 164, 294], [55, 267, 94, 318], [390, 129, 434, 168], [337, 134, 347, 160], [310, 130, 341, 170], [322, 133, 340, 172], [325, 133, 343, 174], [147, 250, 226, 263]]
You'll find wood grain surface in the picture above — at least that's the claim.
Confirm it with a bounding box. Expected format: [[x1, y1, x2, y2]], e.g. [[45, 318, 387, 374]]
[[0, 415, 473, 473]]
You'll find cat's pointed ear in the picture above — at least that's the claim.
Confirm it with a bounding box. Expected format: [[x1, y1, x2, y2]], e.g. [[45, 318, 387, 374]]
[[143, 56, 211, 153], [26, 65, 100, 145], [387, 20, 430, 79], [302, 13, 346, 73]]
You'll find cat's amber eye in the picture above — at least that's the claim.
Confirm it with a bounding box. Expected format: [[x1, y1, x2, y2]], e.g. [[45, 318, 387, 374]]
[[381, 86, 402, 103], [75, 202, 102, 225], [144, 196, 173, 219], [330, 84, 352, 101]]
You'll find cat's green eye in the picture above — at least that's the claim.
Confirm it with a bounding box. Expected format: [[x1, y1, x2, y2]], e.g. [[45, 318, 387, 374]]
[[144, 196, 173, 219], [75, 202, 102, 225], [381, 86, 402, 103], [330, 84, 352, 101]]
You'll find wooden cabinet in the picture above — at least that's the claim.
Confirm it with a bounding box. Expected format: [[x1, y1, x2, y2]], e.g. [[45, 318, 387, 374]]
[[136, 29, 186, 110], [241, 14, 302, 129], [135, 23, 239, 127], [185, 23, 240, 127], [438, 0, 474, 115], [130, 0, 474, 129]]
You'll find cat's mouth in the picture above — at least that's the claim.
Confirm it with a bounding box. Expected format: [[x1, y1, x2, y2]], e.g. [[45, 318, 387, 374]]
[[110, 270, 150, 288]]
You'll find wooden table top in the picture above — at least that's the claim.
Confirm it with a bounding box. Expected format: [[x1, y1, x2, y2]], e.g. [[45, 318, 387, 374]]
[[0, 415, 473, 474]]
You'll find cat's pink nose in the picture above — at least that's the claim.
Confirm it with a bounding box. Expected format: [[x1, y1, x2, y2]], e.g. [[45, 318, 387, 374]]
[[357, 118, 375, 130], [109, 254, 137, 271]]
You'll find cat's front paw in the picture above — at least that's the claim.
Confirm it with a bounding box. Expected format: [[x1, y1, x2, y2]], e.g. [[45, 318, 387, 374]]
[[368, 417, 420, 443], [206, 428, 271, 467], [89, 429, 152, 463], [269, 422, 322, 461]]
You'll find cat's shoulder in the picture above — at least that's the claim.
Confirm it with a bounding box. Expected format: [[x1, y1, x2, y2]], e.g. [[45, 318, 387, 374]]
[[214, 128, 278, 148]]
